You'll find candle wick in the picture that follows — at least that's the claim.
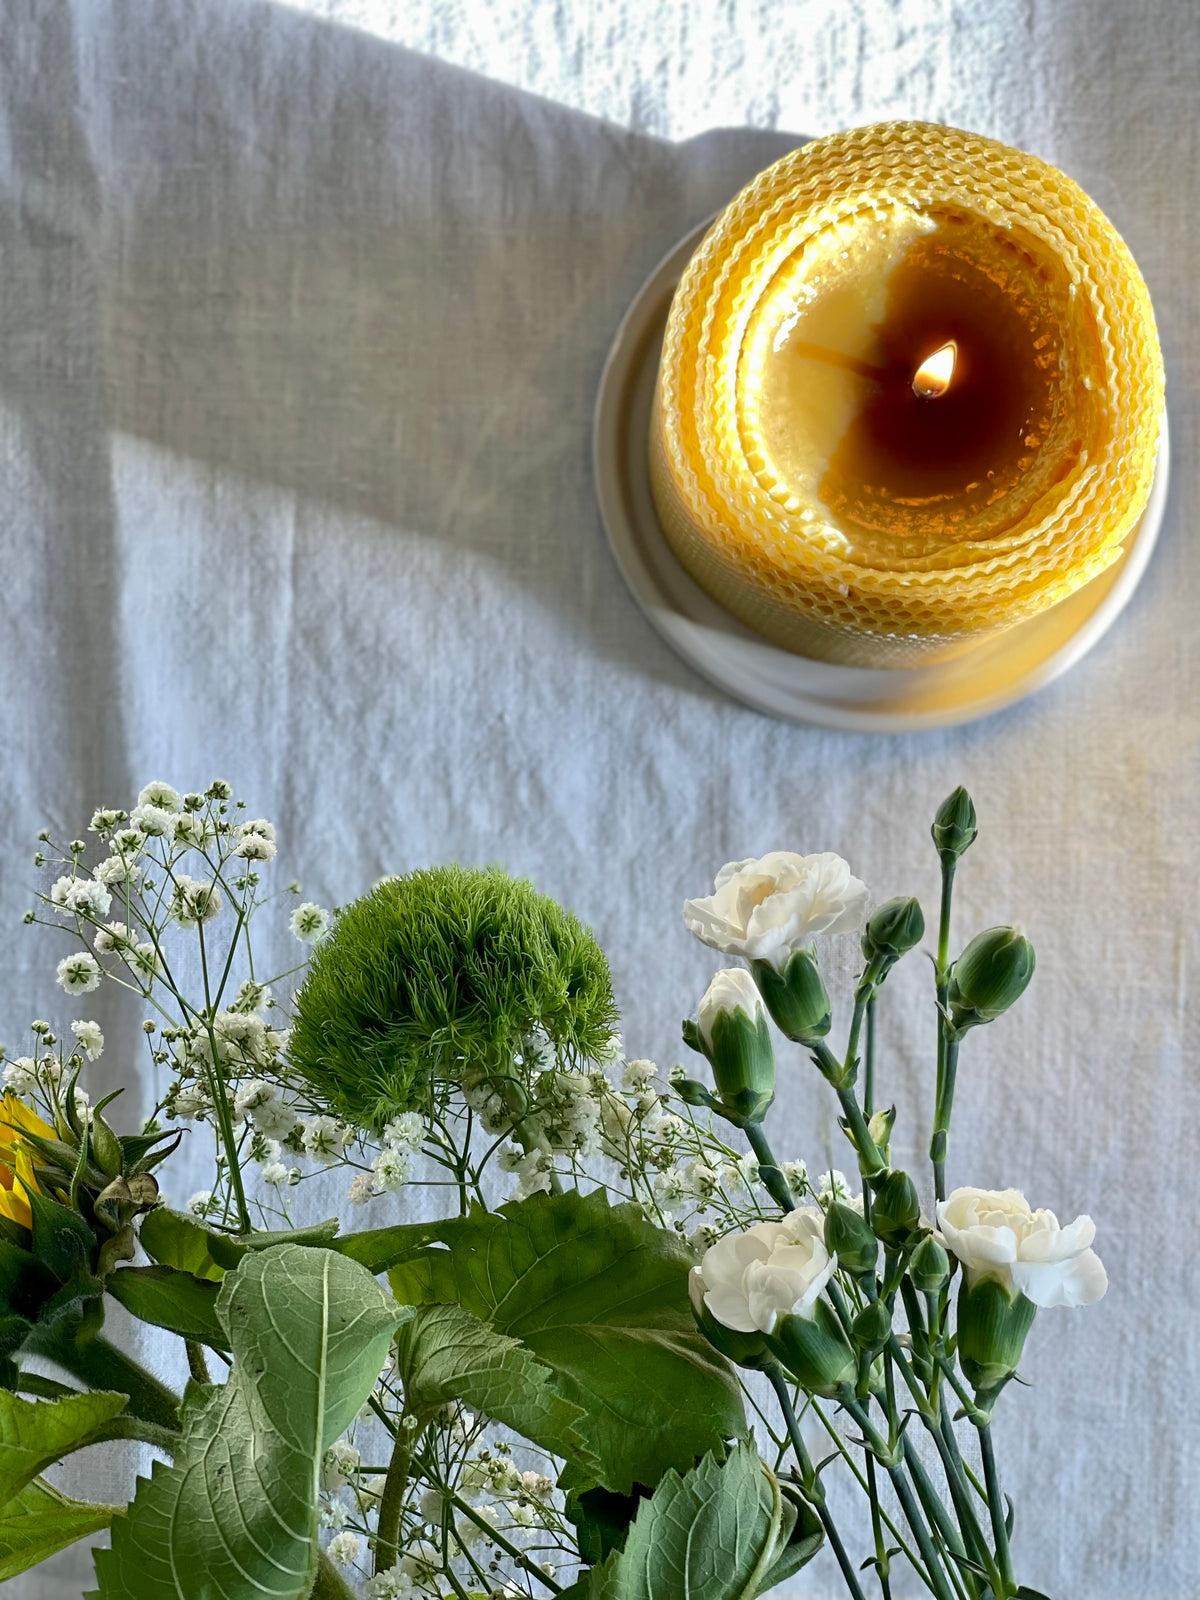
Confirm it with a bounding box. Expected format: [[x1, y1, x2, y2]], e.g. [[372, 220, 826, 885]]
[[789, 341, 889, 382]]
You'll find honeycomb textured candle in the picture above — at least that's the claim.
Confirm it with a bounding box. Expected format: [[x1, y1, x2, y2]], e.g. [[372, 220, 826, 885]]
[[650, 122, 1164, 666]]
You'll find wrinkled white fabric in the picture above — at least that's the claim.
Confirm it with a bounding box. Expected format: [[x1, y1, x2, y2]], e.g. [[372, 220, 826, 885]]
[[3, 2, 1197, 1595]]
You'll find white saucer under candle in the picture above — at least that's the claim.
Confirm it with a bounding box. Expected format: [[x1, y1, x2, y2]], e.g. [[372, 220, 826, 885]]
[[594, 216, 1168, 733]]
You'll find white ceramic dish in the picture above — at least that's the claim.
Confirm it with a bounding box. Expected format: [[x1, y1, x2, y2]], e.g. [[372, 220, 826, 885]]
[[593, 217, 1170, 733]]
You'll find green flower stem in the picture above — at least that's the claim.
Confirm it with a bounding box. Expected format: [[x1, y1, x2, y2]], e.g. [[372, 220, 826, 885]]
[[863, 996, 878, 1117], [196, 922, 251, 1233], [865, 1452, 893, 1600], [977, 1423, 1016, 1597], [931, 855, 956, 1205], [899, 1437, 973, 1600], [930, 1035, 960, 1206], [743, 1120, 797, 1211], [840, 1394, 956, 1600], [28, 1323, 181, 1433], [374, 1417, 417, 1576], [446, 1490, 563, 1593], [310, 1553, 358, 1600], [767, 1368, 869, 1600], [811, 1042, 886, 1175], [808, 1398, 927, 1578], [886, 1342, 999, 1593]]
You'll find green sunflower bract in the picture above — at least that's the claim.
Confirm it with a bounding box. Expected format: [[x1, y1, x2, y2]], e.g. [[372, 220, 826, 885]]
[[288, 866, 618, 1129]]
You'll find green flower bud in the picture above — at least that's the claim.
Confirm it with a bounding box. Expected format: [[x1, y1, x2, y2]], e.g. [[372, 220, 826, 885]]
[[851, 1297, 892, 1357], [948, 926, 1035, 1032], [768, 1301, 857, 1397], [908, 1233, 951, 1295], [861, 896, 925, 964], [956, 1277, 1036, 1397], [869, 1170, 921, 1248], [672, 1076, 717, 1109], [824, 1202, 878, 1278], [932, 787, 978, 859], [867, 1106, 896, 1158], [696, 969, 775, 1122], [91, 1112, 124, 1181], [751, 950, 831, 1045], [688, 1271, 774, 1371]]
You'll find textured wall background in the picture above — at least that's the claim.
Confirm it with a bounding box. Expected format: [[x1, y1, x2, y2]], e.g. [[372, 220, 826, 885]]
[[2, 1, 1197, 1593]]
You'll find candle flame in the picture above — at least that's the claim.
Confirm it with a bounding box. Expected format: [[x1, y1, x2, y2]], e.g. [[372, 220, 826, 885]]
[[912, 340, 957, 399]]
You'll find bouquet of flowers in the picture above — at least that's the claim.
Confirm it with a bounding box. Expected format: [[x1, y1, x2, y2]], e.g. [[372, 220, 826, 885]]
[[0, 781, 1104, 1600]]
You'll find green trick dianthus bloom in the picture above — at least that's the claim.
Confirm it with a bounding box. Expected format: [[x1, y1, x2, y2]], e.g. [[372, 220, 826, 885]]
[[288, 865, 617, 1129]]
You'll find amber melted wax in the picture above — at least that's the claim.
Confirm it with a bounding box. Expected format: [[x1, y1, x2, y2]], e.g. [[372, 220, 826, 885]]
[[819, 222, 1069, 542]]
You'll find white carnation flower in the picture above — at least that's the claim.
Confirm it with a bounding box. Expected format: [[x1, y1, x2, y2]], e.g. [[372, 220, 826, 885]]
[[936, 1187, 1107, 1309], [684, 851, 868, 971], [690, 1207, 837, 1334], [56, 953, 101, 995]]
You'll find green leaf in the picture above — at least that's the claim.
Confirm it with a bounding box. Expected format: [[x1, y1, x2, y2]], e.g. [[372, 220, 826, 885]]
[[0, 1477, 117, 1580], [90, 1244, 401, 1600], [0, 1389, 127, 1502], [393, 1302, 597, 1476], [387, 1190, 745, 1494], [332, 1217, 454, 1275], [105, 1266, 228, 1350], [756, 1481, 823, 1589], [584, 1442, 792, 1600], [137, 1209, 226, 1281], [26, 1188, 96, 1285], [563, 1483, 647, 1566]]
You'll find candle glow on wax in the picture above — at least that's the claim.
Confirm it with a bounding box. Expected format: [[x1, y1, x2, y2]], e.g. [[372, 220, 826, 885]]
[[912, 340, 957, 399]]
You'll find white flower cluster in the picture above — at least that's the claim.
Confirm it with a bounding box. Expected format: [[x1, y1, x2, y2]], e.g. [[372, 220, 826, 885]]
[[347, 1112, 425, 1207]]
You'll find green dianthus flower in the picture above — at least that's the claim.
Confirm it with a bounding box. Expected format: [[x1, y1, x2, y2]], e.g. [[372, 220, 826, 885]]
[[288, 865, 617, 1129]]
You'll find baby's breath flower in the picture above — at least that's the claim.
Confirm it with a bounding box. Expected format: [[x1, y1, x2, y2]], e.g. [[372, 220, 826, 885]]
[[622, 1058, 658, 1091], [781, 1159, 808, 1191], [122, 942, 162, 982], [206, 779, 233, 801], [111, 827, 145, 856], [368, 1567, 416, 1599], [261, 1161, 293, 1188], [381, 1111, 424, 1151], [347, 1171, 374, 1206], [458, 1502, 498, 1550], [818, 1169, 853, 1202], [2, 1058, 37, 1095], [302, 1116, 345, 1162], [234, 820, 277, 861], [653, 1168, 689, 1215], [371, 1147, 410, 1194], [95, 853, 140, 887], [173, 813, 214, 849], [70, 1020, 104, 1061], [89, 808, 127, 834], [187, 1190, 216, 1217], [138, 781, 182, 812], [234, 1079, 275, 1118], [169, 876, 222, 927], [250, 1098, 298, 1141], [130, 803, 176, 838], [321, 1440, 360, 1491], [326, 1530, 361, 1567], [290, 902, 330, 945], [318, 1498, 349, 1531], [57, 952, 102, 995]]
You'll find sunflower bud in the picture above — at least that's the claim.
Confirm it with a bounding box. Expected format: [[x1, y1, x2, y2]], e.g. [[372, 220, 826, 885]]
[[869, 1170, 921, 1248], [694, 969, 775, 1122], [947, 926, 1035, 1033], [91, 1112, 124, 1181], [956, 1277, 1036, 1397], [932, 787, 978, 860], [751, 950, 831, 1045], [861, 897, 925, 966], [824, 1202, 877, 1278]]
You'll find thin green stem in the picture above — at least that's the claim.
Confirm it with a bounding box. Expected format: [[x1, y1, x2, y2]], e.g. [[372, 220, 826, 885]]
[[865, 1451, 893, 1600], [931, 1035, 960, 1206], [864, 996, 878, 1118], [446, 1492, 563, 1593], [768, 1369, 869, 1600], [978, 1423, 1016, 1596], [743, 1120, 797, 1212]]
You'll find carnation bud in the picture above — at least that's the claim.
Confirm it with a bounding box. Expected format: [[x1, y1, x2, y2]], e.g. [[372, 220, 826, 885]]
[[694, 969, 775, 1123], [751, 950, 831, 1045], [947, 926, 1035, 1033], [956, 1277, 1036, 1397], [851, 1297, 892, 1357], [861, 896, 925, 965], [908, 1234, 951, 1295], [768, 1302, 857, 1397], [687, 1272, 774, 1371], [869, 1170, 921, 1248], [672, 1077, 717, 1109], [823, 1202, 877, 1278], [867, 1106, 896, 1156], [932, 787, 978, 859]]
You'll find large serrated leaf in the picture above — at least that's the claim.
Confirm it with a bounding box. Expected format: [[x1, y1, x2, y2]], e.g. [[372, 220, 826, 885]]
[[585, 1442, 794, 1600], [393, 1301, 599, 1477], [387, 1190, 745, 1494], [0, 1388, 127, 1503], [90, 1244, 401, 1600], [0, 1477, 117, 1580]]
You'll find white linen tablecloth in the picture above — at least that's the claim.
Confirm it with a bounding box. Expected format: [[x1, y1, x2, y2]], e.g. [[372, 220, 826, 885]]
[[2, 2, 1197, 1594]]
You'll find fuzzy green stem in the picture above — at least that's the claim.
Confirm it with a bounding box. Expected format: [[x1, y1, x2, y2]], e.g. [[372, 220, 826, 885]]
[[310, 1553, 358, 1600], [184, 1339, 211, 1387], [374, 1421, 415, 1576], [27, 1324, 181, 1433]]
